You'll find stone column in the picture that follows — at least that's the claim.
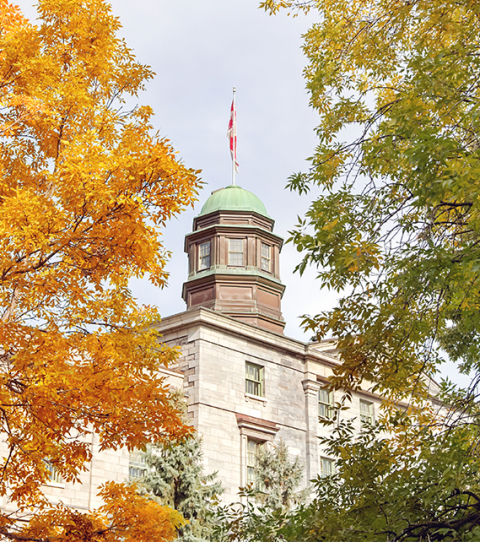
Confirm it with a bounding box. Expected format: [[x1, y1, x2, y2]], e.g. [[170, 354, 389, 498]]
[[302, 378, 321, 484]]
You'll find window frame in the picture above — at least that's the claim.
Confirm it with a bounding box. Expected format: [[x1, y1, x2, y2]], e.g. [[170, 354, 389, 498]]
[[44, 460, 63, 486], [360, 399, 374, 425], [260, 243, 271, 272], [320, 456, 334, 478], [318, 387, 335, 420], [246, 438, 265, 491], [198, 240, 211, 271], [237, 414, 279, 489], [129, 449, 148, 480], [228, 238, 244, 267], [245, 361, 264, 398]]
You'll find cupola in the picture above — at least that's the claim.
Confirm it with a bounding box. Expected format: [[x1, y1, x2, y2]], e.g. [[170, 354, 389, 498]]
[[182, 185, 286, 334]]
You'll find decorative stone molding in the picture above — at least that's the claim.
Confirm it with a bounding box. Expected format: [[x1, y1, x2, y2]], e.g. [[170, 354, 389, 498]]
[[236, 413, 279, 441], [245, 393, 268, 407], [302, 379, 321, 398]]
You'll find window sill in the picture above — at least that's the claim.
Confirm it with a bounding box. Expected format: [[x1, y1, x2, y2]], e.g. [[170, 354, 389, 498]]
[[245, 393, 267, 406], [45, 481, 65, 489]]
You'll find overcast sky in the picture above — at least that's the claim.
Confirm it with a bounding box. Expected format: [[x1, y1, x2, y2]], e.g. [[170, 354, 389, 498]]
[[17, 0, 330, 340], [111, 0, 328, 342], [15, 0, 469, 386]]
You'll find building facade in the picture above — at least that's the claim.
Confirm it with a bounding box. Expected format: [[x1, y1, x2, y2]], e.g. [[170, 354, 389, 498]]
[[155, 184, 386, 502], [12, 183, 423, 509]]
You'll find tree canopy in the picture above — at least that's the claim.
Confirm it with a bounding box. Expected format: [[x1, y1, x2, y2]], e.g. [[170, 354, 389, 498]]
[[142, 434, 223, 542], [293, 420, 480, 542], [254, 1, 480, 541], [253, 439, 309, 514], [213, 439, 309, 542], [261, 0, 480, 402], [0, 0, 199, 539]]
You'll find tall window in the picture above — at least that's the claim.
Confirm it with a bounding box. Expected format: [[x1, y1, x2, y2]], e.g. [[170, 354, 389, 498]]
[[247, 438, 264, 490], [320, 457, 334, 478], [360, 399, 374, 425], [245, 362, 264, 397], [261, 243, 271, 272], [228, 238, 244, 266], [318, 388, 334, 420], [129, 449, 147, 480], [199, 241, 211, 270]]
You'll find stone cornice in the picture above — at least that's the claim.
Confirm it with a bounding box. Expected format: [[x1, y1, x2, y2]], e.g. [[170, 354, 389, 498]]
[[184, 223, 284, 251], [156, 307, 338, 367], [183, 266, 286, 290], [193, 209, 275, 231]]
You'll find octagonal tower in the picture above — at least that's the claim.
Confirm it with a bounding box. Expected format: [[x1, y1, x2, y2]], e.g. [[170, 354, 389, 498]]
[[182, 185, 286, 334]]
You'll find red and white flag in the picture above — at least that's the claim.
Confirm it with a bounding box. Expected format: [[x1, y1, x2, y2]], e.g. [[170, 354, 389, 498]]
[[227, 97, 239, 173]]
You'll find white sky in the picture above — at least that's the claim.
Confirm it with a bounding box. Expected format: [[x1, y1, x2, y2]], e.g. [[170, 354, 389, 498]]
[[112, 0, 329, 342], [14, 0, 470, 387]]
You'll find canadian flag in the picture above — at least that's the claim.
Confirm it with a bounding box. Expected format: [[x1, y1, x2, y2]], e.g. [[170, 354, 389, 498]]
[[227, 98, 239, 173]]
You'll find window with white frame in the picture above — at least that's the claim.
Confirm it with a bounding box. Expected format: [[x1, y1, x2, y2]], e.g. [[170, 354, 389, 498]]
[[261, 243, 271, 272], [247, 438, 264, 490], [44, 460, 63, 484], [318, 387, 335, 420], [245, 362, 264, 397], [228, 238, 244, 266], [320, 457, 334, 478], [129, 449, 147, 480], [44, 459, 64, 485], [198, 241, 211, 270], [360, 399, 374, 425]]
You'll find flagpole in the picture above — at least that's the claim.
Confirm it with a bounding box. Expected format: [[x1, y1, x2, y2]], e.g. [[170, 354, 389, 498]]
[[227, 87, 239, 184], [232, 87, 236, 186]]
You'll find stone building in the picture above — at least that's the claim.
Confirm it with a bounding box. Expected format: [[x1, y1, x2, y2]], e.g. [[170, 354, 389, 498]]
[[29, 183, 424, 507], [154, 184, 386, 503]]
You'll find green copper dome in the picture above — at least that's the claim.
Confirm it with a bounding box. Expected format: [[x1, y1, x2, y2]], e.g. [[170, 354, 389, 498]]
[[198, 185, 270, 218]]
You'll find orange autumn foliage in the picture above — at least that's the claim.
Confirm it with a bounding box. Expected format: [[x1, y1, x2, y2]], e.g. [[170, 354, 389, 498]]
[[0, 0, 199, 540], [24, 482, 186, 542]]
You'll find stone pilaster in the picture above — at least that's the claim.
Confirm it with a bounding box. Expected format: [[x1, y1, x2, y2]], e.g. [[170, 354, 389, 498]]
[[302, 378, 321, 483]]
